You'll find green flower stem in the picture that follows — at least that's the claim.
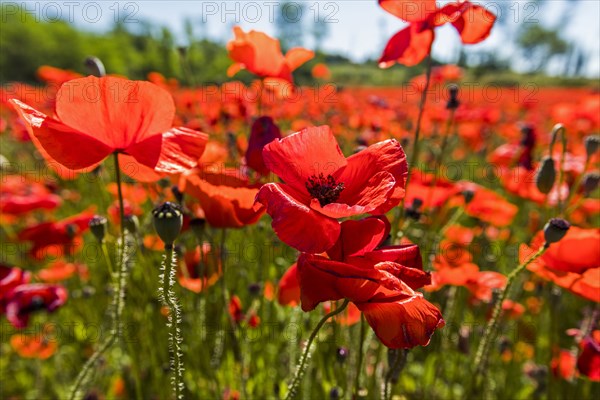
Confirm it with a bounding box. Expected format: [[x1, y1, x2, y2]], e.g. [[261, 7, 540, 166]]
[[353, 313, 367, 396], [160, 247, 185, 399], [285, 299, 351, 400], [69, 153, 130, 400], [472, 243, 548, 384]]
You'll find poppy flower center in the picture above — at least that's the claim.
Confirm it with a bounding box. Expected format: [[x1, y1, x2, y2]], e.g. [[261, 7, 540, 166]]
[[305, 174, 345, 207]]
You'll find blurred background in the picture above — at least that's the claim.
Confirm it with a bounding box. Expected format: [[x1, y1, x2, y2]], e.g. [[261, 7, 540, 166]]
[[1, 0, 599, 86]]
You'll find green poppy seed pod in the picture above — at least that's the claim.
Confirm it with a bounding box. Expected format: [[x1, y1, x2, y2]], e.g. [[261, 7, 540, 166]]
[[462, 189, 475, 204], [582, 172, 600, 196], [543, 218, 570, 245], [89, 215, 107, 243], [584, 135, 600, 158], [535, 156, 556, 194], [123, 215, 139, 234], [84, 56, 106, 77], [152, 202, 183, 249]]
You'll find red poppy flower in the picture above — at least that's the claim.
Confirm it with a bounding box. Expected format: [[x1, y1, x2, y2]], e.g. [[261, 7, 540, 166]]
[[404, 170, 460, 210], [37, 260, 83, 282], [226, 27, 314, 83], [246, 116, 282, 176], [379, 0, 496, 67], [36, 65, 82, 86], [524, 227, 600, 302], [178, 244, 222, 293], [0, 176, 61, 215], [9, 76, 208, 175], [11, 332, 57, 359], [0, 265, 31, 313], [18, 210, 94, 260], [256, 126, 408, 253], [180, 169, 265, 228], [278, 263, 301, 307], [297, 216, 443, 348], [4, 283, 68, 328], [229, 295, 244, 323], [578, 331, 600, 381], [458, 182, 518, 227], [551, 349, 577, 380]]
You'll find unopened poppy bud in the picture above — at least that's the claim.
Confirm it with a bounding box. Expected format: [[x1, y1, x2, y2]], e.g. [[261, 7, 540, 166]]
[[84, 56, 106, 77], [157, 178, 171, 188], [89, 215, 107, 243], [171, 185, 184, 204], [248, 282, 261, 296], [189, 218, 206, 240], [446, 84, 460, 110], [462, 189, 475, 204], [123, 215, 139, 234], [329, 387, 340, 400], [65, 224, 78, 239], [535, 156, 556, 194], [543, 218, 570, 245], [152, 202, 183, 249], [584, 135, 599, 158], [582, 172, 600, 196]]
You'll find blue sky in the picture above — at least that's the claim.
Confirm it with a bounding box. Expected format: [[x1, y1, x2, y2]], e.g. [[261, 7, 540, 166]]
[[16, 0, 600, 76]]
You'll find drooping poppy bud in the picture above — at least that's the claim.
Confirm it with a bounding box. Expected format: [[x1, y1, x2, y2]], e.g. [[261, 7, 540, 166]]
[[543, 218, 570, 245], [446, 84, 460, 110], [152, 202, 183, 249], [84, 56, 106, 77], [535, 156, 556, 194], [89, 215, 107, 243], [582, 172, 600, 196], [584, 135, 599, 158]]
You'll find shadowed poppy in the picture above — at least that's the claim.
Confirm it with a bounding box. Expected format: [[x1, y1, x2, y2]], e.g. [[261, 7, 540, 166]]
[[379, 0, 496, 67], [226, 27, 314, 83], [0, 176, 61, 215], [578, 331, 600, 381], [246, 116, 282, 176], [256, 126, 407, 253], [10, 76, 208, 175], [18, 210, 95, 259], [180, 169, 265, 228], [0, 265, 31, 313], [297, 216, 444, 348], [4, 284, 68, 328], [179, 244, 222, 293]]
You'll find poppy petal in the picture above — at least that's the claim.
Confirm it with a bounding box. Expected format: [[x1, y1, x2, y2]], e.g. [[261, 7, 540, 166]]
[[263, 126, 347, 194], [379, 24, 434, 68], [358, 293, 444, 348], [451, 4, 496, 44], [55, 76, 175, 149], [278, 263, 301, 307], [9, 99, 113, 169], [127, 127, 208, 174], [285, 48, 315, 71], [379, 0, 438, 22], [255, 183, 340, 253], [326, 216, 389, 261]]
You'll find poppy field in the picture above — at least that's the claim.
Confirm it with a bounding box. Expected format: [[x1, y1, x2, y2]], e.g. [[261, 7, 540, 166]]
[[0, 1, 599, 399]]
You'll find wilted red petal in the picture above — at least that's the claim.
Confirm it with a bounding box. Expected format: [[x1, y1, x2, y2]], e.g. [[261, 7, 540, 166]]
[[255, 183, 340, 253]]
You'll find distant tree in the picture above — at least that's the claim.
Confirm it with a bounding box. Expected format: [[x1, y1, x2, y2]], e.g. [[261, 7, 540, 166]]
[[517, 25, 568, 73], [275, 1, 305, 50]]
